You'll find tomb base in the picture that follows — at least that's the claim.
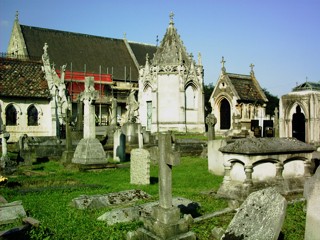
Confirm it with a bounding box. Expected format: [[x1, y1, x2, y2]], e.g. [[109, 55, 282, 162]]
[[61, 150, 75, 164], [127, 205, 196, 240], [72, 138, 107, 165]]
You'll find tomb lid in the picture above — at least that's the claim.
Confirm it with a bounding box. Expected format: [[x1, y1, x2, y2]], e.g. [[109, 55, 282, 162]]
[[219, 137, 316, 155]]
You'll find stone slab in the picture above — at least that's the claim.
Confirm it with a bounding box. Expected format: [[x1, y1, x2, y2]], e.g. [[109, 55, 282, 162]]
[[71, 189, 150, 210], [222, 187, 287, 240], [98, 197, 198, 225], [0, 201, 27, 225]]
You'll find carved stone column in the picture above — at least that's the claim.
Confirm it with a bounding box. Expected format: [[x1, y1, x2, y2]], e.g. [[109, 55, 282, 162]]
[[223, 161, 232, 183], [244, 165, 253, 186], [275, 162, 284, 180]]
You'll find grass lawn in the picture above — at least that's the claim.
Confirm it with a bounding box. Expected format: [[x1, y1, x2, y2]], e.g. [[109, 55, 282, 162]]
[[0, 156, 306, 239]]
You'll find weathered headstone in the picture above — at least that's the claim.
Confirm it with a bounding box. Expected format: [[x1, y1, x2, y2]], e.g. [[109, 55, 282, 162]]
[[113, 129, 126, 162], [98, 197, 197, 225], [0, 201, 27, 225], [206, 113, 217, 141], [130, 148, 150, 185], [222, 187, 287, 240], [72, 77, 107, 165], [127, 132, 196, 240], [71, 189, 150, 210], [304, 167, 320, 240]]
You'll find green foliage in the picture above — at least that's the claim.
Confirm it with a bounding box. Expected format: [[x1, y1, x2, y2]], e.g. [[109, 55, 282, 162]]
[[263, 88, 280, 116], [0, 157, 306, 239], [204, 83, 215, 116]]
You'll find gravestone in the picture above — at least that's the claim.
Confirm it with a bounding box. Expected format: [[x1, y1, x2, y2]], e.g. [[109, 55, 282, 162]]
[[206, 113, 217, 141], [304, 167, 320, 240], [0, 200, 27, 225], [130, 148, 150, 185], [71, 189, 150, 210], [72, 77, 107, 165], [222, 187, 287, 240], [113, 129, 126, 162], [127, 132, 196, 240]]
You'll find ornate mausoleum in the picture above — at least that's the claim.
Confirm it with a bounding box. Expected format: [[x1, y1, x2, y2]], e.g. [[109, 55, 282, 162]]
[[138, 13, 205, 133], [279, 81, 320, 145], [209, 58, 268, 137]]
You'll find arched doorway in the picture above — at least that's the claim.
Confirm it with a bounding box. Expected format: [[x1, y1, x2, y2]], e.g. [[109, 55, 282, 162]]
[[292, 105, 305, 142], [220, 98, 231, 129]]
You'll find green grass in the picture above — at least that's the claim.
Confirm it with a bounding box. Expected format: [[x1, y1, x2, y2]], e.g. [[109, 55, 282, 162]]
[[0, 156, 306, 239]]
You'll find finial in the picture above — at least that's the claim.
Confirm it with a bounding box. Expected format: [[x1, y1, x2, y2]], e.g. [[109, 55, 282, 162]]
[[221, 56, 226, 73], [169, 12, 174, 25], [198, 52, 202, 65], [306, 76, 308, 82], [123, 32, 127, 39], [156, 35, 159, 46], [250, 63, 255, 76], [146, 53, 149, 63], [15, 11, 19, 21]]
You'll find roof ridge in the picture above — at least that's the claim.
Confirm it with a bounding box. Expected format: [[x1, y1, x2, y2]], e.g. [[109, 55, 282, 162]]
[[128, 41, 156, 47], [20, 24, 123, 42]]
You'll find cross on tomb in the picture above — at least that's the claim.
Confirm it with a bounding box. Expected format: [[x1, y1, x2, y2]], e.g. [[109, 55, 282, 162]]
[[158, 133, 180, 209]]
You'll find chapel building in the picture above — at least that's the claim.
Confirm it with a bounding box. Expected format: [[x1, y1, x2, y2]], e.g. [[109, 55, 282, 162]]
[[138, 13, 205, 133], [5, 12, 157, 126], [209, 58, 268, 137]]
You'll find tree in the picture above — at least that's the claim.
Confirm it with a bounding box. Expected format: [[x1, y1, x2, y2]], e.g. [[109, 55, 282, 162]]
[[204, 83, 215, 117], [263, 88, 279, 116]]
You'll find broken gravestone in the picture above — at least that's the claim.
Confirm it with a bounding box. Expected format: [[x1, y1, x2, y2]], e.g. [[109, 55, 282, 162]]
[[130, 148, 150, 185], [97, 197, 199, 225], [304, 167, 320, 240], [71, 189, 150, 210], [222, 187, 287, 240], [0, 200, 27, 225]]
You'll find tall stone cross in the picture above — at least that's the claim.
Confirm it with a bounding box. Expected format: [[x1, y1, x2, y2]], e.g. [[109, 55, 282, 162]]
[[158, 133, 180, 209], [80, 77, 98, 139]]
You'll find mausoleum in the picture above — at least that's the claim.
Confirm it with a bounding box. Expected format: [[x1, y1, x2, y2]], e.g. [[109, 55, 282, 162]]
[[279, 80, 320, 145], [209, 58, 268, 137], [138, 13, 205, 133]]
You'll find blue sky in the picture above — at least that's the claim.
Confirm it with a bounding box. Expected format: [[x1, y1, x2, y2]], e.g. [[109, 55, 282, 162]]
[[1, 0, 319, 97]]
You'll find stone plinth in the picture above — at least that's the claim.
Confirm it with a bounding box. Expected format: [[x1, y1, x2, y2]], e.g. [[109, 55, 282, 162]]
[[72, 138, 107, 165]]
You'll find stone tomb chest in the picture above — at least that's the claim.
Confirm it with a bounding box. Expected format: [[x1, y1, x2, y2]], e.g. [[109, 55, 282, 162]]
[[217, 137, 316, 200]]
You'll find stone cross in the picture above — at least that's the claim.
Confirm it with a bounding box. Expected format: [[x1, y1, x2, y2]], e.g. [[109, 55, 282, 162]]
[[158, 133, 180, 209], [206, 113, 217, 141], [80, 77, 98, 139]]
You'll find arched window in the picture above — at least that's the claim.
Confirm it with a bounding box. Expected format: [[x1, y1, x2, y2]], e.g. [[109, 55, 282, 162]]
[[28, 105, 38, 126], [186, 85, 196, 109], [292, 105, 305, 142], [220, 98, 231, 129], [6, 104, 17, 126]]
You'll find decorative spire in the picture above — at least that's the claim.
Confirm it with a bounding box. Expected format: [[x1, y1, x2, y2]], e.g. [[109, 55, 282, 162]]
[[221, 56, 226, 74], [15, 11, 19, 21], [250, 63, 255, 77], [169, 12, 174, 25], [123, 32, 127, 40], [198, 52, 202, 66]]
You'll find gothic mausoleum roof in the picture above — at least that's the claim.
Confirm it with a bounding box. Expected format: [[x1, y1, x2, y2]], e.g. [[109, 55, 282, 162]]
[[0, 57, 50, 98], [152, 12, 190, 66], [292, 81, 320, 92]]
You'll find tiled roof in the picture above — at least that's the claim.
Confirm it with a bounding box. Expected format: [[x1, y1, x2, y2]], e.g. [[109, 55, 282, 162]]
[[0, 57, 50, 98], [227, 73, 267, 103], [20, 25, 156, 81], [293, 81, 320, 92], [128, 42, 157, 66]]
